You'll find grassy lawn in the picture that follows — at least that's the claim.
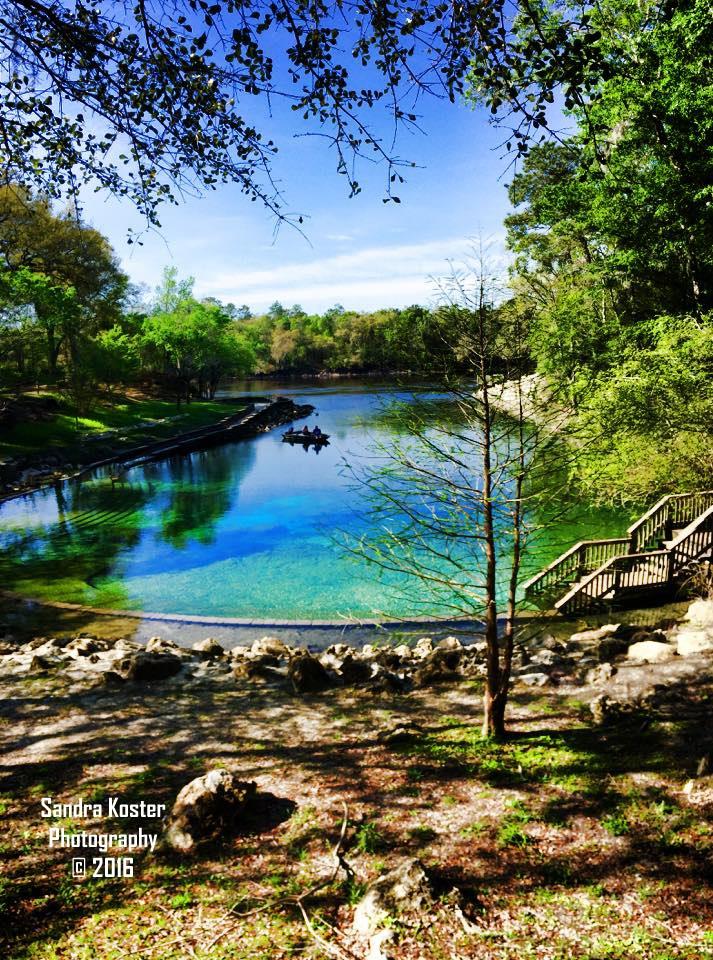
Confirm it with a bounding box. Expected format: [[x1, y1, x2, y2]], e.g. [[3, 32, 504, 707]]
[[0, 394, 248, 461]]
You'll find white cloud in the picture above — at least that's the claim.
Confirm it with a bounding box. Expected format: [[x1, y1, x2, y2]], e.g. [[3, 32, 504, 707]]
[[195, 236, 508, 312]]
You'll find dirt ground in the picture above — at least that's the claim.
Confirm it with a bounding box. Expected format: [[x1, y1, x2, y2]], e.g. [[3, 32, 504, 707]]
[[1, 656, 712, 960]]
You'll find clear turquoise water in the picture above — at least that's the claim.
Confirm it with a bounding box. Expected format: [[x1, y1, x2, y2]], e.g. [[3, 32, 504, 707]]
[[0, 381, 629, 619]]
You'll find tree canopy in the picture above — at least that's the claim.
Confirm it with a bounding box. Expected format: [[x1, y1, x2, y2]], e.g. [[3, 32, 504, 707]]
[[0, 0, 656, 224]]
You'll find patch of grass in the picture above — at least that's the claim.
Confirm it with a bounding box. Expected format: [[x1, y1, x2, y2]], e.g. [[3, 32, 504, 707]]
[[601, 811, 630, 837], [354, 821, 385, 855], [497, 821, 530, 848], [0, 393, 246, 459], [169, 892, 193, 909]]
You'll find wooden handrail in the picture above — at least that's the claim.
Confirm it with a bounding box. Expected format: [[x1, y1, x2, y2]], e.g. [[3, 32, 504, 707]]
[[523, 537, 629, 595]]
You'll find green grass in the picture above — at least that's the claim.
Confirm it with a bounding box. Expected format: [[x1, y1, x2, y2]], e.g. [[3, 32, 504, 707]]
[[0, 393, 246, 459]]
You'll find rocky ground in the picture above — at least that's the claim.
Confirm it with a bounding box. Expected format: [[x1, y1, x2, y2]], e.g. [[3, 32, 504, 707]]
[[0, 601, 712, 959]]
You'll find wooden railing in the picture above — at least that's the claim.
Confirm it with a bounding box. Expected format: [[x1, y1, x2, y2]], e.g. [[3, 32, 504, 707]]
[[670, 504, 713, 572], [555, 550, 670, 616], [523, 538, 629, 598], [628, 490, 713, 552], [525, 491, 713, 613]]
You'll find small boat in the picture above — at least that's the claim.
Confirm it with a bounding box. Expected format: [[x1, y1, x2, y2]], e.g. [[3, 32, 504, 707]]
[[282, 429, 330, 445]]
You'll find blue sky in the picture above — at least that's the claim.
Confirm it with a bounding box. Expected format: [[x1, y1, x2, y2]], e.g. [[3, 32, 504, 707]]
[[80, 91, 515, 314]]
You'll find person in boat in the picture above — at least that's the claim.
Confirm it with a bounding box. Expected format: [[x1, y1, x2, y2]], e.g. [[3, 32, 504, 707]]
[[302, 425, 310, 436], [313, 425, 322, 438]]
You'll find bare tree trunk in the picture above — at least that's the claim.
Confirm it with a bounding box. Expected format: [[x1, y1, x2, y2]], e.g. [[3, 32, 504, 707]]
[[478, 277, 502, 740]]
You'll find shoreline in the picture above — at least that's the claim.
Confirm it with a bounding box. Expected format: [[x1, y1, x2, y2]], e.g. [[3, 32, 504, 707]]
[[0, 395, 312, 504]]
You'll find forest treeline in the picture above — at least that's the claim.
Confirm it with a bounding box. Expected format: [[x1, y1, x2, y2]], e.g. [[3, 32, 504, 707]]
[[0, 186, 515, 405]]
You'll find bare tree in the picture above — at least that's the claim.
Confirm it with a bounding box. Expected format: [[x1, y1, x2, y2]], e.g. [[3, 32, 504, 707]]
[[348, 245, 551, 737]]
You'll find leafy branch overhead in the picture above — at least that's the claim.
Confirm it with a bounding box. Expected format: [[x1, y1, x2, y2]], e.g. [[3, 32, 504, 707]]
[[0, 0, 652, 224]]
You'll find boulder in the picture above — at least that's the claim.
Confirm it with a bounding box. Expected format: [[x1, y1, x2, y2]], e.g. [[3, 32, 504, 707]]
[[338, 654, 372, 686], [288, 652, 331, 694], [530, 649, 558, 667], [413, 649, 460, 687], [569, 624, 621, 645], [192, 637, 225, 659], [413, 637, 433, 659], [146, 636, 181, 655], [66, 637, 102, 657], [251, 636, 289, 658], [675, 629, 713, 657], [28, 654, 56, 673], [392, 644, 413, 660], [353, 859, 434, 936], [326, 643, 351, 658], [517, 672, 550, 687], [376, 720, 423, 746], [368, 664, 408, 693], [437, 636, 462, 651], [684, 599, 713, 628], [229, 645, 250, 660], [590, 693, 622, 726], [110, 652, 183, 683], [597, 637, 630, 663], [585, 662, 617, 686], [626, 640, 675, 663], [163, 769, 257, 853]]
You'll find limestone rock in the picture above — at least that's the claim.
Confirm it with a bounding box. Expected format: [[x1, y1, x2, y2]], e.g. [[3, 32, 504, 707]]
[[163, 769, 256, 853], [413, 649, 460, 687], [586, 662, 617, 686], [146, 637, 182, 655], [684, 599, 713, 628], [626, 640, 675, 663], [353, 859, 434, 936], [251, 636, 289, 658], [111, 652, 183, 683], [517, 672, 550, 687], [65, 637, 101, 656], [597, 637, 630, 663], [569, 624, 621, 645], [229, 645, 250, 659], [675, 629, 713, 656], [392, 644, 413, 660], [376, 721, 423, 746], [288, 651, 331, 694], [192, 637, 225, 659], [590, 693, 621, 725], [413, 637, 433, 659], [437, 636, 462, 651], [338, 654, 372, 686]]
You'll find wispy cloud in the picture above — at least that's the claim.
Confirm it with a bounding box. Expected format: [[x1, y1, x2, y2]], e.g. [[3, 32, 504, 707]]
[[196, 236, 507, 311]]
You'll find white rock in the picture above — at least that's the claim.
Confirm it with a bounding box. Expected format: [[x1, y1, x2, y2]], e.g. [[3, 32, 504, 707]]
[[626, 640, 675, 663], [684, 599, 713, 628], [413, 637, 433, 658], [392, 644, 413, 659], [675, 629, 713, 657], [517, 672, 550, 687], [229, 645, 250, 659], [192, 637, 225, 658], [531, 649, 558, 666], [437, 636, 462, 651], [569, 624, 621, 645], [353, 859, 433, 936], [251, 636, 289, 658]]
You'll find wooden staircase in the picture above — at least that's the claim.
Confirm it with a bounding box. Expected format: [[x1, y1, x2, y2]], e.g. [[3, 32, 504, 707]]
[[523, 491, 713, 616]]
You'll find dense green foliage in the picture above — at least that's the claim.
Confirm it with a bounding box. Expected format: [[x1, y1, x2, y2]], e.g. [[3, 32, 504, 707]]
[[497, 0, 713, 503]]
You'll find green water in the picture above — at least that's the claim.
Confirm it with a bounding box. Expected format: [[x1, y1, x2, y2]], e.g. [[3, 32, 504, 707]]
[[0, 381, 630, 620]]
